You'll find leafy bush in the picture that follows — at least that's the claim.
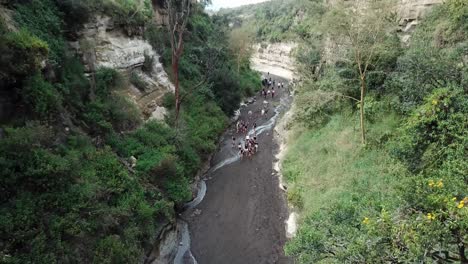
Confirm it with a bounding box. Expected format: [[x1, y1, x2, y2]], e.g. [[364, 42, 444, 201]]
[[142, 53, 154, 73], [282, 1, 467, 262], [391, 86, 467, 173], [0, 30, 49, 80], [95, 67, 123, 96], [14, 0, 65, 63], [101, 0, 153, 35], [145, 24, 171, 55], [0, 1, 259, 262], [130, 71, 148, 92], [22, 74, 61, 118]]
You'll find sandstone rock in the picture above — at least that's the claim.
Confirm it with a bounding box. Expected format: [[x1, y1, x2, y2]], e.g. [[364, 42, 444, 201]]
[[71, 15, 175, 122], [149, 106, 168, 121], [129, 156, 137, 168], [251, 42, 297, 79]]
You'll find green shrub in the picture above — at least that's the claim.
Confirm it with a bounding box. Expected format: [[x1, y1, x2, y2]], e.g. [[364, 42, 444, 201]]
[[145, 24, 170, 55], [101, 0, 153, 35], [22, 74, 61, 118], [130, 71, 148, 92], [95, 67, 123, 96], [391, 86, 467, 173], [93, 236, 140, 264], [142, 53, 154, 73], [14, 0, 65, 63], [1, 30, 49, 80]]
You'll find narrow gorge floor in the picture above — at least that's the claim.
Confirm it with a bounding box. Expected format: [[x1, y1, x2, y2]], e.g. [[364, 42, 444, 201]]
[[182, 77, 292, 264]]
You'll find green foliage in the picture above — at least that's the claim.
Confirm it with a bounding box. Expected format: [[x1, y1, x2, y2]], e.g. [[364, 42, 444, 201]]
[[0, 123, 174, 263], [386, 2, 467, 113], [142, 53, 154, 73], [14, 0, 65, 64], [130, 71, 148, 92], [0, 30, 49, 80], [82, 68, 141, 135], [22, 74, 62, 118], [95, 67, 123, 96], [0, 0, 257, 262], [220, 0, 326, 42], [147, 9, 261, 116], [145, 24, 171, 62], [86, 0, 153, 36], [282, 1, 468, 262], [391, 86, 467, 173]]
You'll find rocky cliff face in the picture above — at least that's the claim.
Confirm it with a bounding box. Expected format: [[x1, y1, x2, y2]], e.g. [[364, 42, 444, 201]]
[[251, 42, 297, 79], [398, 0, 443, 42], [322, 0, 443, 64], [69, 15, 174, 121]]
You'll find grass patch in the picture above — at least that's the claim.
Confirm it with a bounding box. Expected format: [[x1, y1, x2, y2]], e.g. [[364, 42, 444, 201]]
[[283, 113, 405, 262]]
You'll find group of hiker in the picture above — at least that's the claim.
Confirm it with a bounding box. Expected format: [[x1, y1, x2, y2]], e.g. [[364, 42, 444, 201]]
[[233, 120, 259, 160], [261, 74, 284, 99], [230, 73, 287, 161]]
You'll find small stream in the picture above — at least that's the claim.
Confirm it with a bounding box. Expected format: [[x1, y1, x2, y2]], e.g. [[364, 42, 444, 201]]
[[173, 95, 291, 264]]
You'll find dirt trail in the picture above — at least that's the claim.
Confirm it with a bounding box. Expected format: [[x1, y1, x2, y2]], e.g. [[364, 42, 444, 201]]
[[183, 75, 292, 264]]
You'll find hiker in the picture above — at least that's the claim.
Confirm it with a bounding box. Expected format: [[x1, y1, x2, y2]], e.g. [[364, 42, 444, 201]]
[[272, 87, 275, 98], [232, 136, 236, 148]]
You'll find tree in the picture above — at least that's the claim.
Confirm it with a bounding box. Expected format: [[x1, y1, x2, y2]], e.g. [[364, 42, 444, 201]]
[[325, 0, 396, 144], [229, 27, 253, 74], [166, 0, 191, 123]]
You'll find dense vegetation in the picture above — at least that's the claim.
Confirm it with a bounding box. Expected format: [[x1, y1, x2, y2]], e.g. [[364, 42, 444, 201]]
[[228, 0, 468, 262], [219, 0, 325, 43], [276, 0, 468, 262], [0, 0, 259, 262]]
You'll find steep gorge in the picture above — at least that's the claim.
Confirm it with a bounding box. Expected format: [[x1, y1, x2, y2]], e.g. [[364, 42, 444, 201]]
[[0, 1, 261, 262]]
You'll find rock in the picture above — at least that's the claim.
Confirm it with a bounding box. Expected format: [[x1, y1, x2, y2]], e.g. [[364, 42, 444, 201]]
[[129, 156, 137, 168], [71, 15, 176, 122], [251, 42, 297, 80], [149, 106, 168, 121]]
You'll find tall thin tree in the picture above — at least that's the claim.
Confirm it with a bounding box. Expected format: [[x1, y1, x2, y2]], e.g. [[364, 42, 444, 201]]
[[325, 0, 396, 144], [166, 0, 191, 123]]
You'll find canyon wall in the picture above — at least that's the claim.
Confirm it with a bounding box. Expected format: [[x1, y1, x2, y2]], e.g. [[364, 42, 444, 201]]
[[323, 0, 444, 64], [250, 42, 298, 79], [398, 0, 444, 42], [69, 15, 174, 121]]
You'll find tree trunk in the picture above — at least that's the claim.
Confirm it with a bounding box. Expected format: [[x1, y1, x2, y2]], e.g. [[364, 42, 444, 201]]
[[359, 76, 366, 145], [172, 54, 181, 124]]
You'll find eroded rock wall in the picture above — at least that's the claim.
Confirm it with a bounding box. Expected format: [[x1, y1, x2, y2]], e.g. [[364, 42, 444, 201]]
[[398, 0, 444, 42], [322, 0, 443, 64], [69, 15, 174, 121], [251, 42, 298, 79]]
